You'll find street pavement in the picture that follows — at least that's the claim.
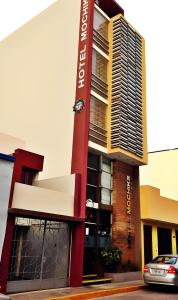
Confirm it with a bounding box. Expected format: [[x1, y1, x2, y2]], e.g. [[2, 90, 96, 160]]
[[7, 283, 178, 300], [90, 285, 178, 299], [8, 280, 145, 300], [0, 294, 10, 300]]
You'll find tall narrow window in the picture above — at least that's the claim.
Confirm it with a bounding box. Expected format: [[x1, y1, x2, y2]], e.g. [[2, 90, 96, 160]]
[[86, 153, 99, 204], [98, 210, 112, 248], [93, 8, 109, 54], [101, 157, 112, 205], [86, 154, 112, 206]]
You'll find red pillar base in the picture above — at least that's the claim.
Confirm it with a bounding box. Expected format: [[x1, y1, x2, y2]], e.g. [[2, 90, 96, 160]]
[[70, 222, 85, 287], [0, 216, 15, 294]]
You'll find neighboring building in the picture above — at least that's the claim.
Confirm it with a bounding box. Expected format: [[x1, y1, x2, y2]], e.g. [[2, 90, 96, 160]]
[[0, 148, 81, 293], [0, 0, 147, 294], [140, 149, 178, 266], [140, 149, 178, 201]]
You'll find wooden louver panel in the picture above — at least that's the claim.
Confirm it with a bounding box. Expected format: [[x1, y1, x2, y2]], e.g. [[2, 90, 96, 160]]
[[111, 17, 143, 157]]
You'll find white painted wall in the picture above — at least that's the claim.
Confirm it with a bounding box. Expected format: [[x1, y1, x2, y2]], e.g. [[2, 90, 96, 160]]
[[12, 182, 75, 216], [0, 133, 26, 155], [0, 0, 81, 179], [0, 159, 14, 261], [34, 174, 75, 195]]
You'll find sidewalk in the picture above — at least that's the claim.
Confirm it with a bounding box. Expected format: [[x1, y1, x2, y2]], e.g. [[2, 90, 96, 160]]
[[8, 280, 145, 300]]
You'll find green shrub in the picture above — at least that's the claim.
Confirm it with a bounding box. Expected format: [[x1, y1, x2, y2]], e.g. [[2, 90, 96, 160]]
[[100, 246, 122, 268]]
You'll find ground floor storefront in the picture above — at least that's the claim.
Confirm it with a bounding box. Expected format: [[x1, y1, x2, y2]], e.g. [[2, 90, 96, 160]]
[[83, 152, 142, 276], [0, 148, 87, 294], [142, 222, 178, 265], [6, 217, 70, 293], [0, 212, 84, 294], [140, 185, 178, 266]]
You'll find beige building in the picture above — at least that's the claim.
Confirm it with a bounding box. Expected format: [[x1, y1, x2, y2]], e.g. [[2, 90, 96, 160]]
[[0, 0, 81, 179]]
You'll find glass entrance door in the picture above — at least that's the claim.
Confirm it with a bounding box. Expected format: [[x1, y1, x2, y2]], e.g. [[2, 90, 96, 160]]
[[7, 218, 70, 293]]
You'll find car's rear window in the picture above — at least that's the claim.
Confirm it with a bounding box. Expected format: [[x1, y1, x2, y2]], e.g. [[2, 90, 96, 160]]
[[151, 256, 177, 265]]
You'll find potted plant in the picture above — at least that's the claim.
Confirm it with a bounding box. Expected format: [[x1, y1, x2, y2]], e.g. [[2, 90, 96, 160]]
[[100, 246, 122, 272]]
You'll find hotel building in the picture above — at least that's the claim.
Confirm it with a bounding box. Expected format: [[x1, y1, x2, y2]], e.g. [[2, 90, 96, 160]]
[[0, 0, 147, 293]]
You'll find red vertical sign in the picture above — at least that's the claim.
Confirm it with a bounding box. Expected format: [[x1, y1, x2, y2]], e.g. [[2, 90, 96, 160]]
[[71, 0, 94, 218]]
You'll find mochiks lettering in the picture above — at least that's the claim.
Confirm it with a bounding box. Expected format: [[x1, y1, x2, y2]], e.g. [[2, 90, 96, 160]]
[[126, 175, 131, 215]]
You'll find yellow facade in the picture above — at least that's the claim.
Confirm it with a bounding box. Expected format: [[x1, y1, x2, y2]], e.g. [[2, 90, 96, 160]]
[[140, 185, 178, 267], [140, 149, 178, 200]]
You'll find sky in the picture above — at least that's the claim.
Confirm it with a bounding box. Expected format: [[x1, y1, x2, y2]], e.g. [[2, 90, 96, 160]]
[[0, 0, 177, 152]]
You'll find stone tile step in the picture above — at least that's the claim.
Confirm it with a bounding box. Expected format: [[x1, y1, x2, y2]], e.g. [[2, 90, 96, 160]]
[[82, 278, 112, 285], [82, 274, 98, 279]]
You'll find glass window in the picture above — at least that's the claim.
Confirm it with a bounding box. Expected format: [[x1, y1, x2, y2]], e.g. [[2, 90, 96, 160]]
[[86, 185, 97, 202], [86, 208, 97, 223], [101, 157, 112, 205], [101, 172, 111, 189], [88, 153, 99, 170], [101, 188, 111, 205], [87, 153, 100, 203], [92, 49, 108, 83], [21, 167, 37, 185], [94, 8, 108, 40], [151, 256, 177, 265], [99, 211, 111, 236], [87, 154, 112, 205], [102, 157, 112, 173], [87, 168, 98, 186]]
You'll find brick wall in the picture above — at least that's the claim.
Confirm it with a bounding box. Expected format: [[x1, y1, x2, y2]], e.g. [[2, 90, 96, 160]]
[[112, 160, 141, 271]]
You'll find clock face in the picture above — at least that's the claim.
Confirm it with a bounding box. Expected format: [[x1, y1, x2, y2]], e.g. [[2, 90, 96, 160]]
[[73, 99, 85, 112]]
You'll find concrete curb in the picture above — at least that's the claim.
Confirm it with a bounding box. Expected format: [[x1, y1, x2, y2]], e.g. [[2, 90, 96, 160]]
[[47, 284, 145, 300]]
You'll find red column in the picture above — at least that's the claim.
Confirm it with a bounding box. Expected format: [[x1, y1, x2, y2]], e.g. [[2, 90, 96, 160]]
[[70, 222, 85, 286], [70, 0, 94, 287], [0, 216, 15, 293]]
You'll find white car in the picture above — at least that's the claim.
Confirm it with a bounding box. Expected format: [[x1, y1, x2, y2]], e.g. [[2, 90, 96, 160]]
[[143, 255, 178, 286]]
